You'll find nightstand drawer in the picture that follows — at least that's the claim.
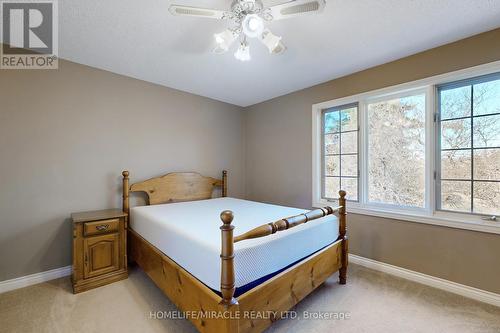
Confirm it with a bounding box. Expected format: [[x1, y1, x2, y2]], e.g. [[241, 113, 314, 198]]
[[84, 219, 119, 236]]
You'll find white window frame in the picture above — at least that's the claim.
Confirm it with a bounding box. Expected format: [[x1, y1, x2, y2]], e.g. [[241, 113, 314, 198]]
[[312, 60, 500, 235], [321, 103, 360, 202], [363, 88, 431, 213], [435, 72, 500, 215]]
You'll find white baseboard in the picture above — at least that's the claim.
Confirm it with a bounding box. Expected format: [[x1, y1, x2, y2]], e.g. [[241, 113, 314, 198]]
[[1, 257, 499, 308], [349, 254, 500, 308], [0, 266, 72, 294]]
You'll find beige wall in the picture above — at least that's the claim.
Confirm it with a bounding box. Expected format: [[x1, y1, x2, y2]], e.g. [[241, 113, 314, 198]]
[[244, 28, 500, 293], [0, 60, 245, 281]]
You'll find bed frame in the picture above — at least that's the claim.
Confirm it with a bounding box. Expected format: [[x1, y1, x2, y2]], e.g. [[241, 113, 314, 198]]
[[122, 170, 348, 333]]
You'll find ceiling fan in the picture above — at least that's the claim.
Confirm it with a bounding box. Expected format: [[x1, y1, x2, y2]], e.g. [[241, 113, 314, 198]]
[[169, 0, 327, 61]]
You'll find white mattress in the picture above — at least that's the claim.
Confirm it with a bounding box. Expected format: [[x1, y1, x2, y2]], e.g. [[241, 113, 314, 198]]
[[130, 197, 339, 291]]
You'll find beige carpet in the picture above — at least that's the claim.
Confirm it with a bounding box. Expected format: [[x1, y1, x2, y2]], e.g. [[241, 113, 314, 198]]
[[1, 264, 499, 333]]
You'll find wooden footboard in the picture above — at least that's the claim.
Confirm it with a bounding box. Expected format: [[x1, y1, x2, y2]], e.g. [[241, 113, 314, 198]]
[[219, 198, 345, 306]]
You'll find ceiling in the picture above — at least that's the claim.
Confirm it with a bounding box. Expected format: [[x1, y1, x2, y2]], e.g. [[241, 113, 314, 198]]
[[55, 1, 500, 106]]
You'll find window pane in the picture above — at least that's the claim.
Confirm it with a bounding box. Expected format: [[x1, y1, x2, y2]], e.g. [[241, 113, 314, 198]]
[[323, 104, 359, 202], [441, 150, 471, 180], [340, 131, 357, 154], [324, 177, 340, 199], [473, 182, 500, 215], [440, 85, 471, 120], [368, 93, 426, 207], [474, 148, 500, 180], [325, 134, 340, 154], [325, 155, 340, 176], [441, 118, 471, 149], [473, 79, 500, 116], [324, 111, 340, 133], [473, 114, 500, 148], [340, 107, 357, 132], [441, 180, 471, 212], [341, 155, 357, 177], [341, 178, 358, 201]]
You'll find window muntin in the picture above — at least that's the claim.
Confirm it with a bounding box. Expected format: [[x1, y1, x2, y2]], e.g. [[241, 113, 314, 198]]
[[322, 103, 359, 201], [437, 73, 500, 215], [367, 93, 427, 208]]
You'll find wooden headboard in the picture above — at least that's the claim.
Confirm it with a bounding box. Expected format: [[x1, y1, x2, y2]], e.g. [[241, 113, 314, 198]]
[[122, 170, 227, 213]]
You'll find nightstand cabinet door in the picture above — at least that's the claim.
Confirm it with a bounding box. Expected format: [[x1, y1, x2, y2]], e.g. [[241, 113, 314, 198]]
[[83, 233, 120, 279]]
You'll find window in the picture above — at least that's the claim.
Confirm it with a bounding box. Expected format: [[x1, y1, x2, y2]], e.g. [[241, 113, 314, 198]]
[[367, 92, 426, 208], [322, 103, 359, 201], [437, 73, 500, 215], [313, 62, 500, 234]]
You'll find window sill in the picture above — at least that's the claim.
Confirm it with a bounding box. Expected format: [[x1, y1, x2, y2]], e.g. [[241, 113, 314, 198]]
[[313, 201, 500, 235]]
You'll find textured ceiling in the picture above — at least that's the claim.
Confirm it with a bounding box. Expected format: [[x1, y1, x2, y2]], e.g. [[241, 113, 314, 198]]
[[56, 1, 500, 106]]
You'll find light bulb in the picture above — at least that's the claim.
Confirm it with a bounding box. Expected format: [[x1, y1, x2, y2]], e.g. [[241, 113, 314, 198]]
[[215, 34, 224, 44], [234, 42, 251, 61], [242, 14, 264, 38], [248, 17, 260, 31]]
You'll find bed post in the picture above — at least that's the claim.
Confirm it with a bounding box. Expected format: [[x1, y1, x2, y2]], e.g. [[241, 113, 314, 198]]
[[122, 171, 130, 214], [222, 170, 228, 197], [220, 210, 237, 306], [338, 190, 348, 284]]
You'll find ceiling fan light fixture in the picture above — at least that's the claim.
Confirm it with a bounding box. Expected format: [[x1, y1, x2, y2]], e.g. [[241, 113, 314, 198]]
[[242, 14, 264, 38], [171, 0, 327, 61], [234, 42, 251, 61], [213, 29, 237, 53]]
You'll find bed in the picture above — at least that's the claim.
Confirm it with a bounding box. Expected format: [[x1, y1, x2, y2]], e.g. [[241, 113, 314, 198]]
[[122, 170, 348, 333]]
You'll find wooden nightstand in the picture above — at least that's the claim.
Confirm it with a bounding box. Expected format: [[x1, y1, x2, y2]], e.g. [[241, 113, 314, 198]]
[[71, 209, 128, 293]]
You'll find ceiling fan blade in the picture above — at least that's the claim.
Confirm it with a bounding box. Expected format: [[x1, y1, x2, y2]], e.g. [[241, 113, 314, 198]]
[[169, 5, 233, 20], [265, 0, 326, 20]]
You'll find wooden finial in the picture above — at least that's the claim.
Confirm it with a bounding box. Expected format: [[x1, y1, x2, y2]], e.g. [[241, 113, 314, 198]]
[[220, 210, 233, 224], [222, 170, 228, 197], [122, 171, 130, 214], [338, 190, 346, 237], [220, 210, 237, 306]]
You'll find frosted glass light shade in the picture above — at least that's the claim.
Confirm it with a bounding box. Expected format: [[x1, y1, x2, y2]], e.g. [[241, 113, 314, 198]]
[[234, 42, 251, 61], [261, 29, 285, 54], [213, 29, 237, 53]]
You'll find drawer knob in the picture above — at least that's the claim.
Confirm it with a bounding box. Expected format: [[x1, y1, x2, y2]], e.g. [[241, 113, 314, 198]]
[[96, 224, 109, 231]]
